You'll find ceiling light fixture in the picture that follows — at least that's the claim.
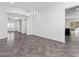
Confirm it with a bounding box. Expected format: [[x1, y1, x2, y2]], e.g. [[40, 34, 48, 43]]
[[26, 8, 39, 16]]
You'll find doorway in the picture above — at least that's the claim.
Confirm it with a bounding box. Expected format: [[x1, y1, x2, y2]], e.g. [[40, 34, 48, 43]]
[[65, 6, 79, 44], [7, 18, 22, 46]]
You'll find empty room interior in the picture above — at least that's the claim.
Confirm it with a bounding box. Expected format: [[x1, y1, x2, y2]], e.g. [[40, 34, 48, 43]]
[[0, 2, 79, 57]]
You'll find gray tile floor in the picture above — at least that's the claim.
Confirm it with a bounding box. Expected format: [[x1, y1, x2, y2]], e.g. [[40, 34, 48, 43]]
[[0, 31, 79, 57]]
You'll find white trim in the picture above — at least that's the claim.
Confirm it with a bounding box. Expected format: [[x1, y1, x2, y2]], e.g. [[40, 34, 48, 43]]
[[31, 34, 65, 43]]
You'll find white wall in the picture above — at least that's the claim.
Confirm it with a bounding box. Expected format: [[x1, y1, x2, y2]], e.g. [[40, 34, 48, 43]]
[[0, 6, 8, 39], [62, 2, 79, 9], [32, 3, 65, 42], [22, 18, 27, 33], [27, 16, 32, 35]]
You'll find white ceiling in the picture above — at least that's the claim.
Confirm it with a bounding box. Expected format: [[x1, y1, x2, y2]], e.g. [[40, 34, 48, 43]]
[[0, 2, 53, 10]]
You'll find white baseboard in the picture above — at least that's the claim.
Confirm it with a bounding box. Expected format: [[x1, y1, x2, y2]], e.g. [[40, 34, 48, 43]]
[[27, 33, 33, 35], [32, 34, 65, 43]]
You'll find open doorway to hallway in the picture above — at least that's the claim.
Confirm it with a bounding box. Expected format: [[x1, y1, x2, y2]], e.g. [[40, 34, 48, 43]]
[[7, 18, 22, 46], [65, 5, 79, 44]]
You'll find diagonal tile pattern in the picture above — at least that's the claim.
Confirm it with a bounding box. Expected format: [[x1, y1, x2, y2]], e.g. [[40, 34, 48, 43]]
[[0, 32, 78, 57]]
